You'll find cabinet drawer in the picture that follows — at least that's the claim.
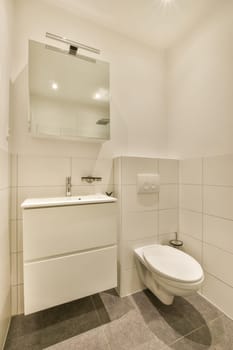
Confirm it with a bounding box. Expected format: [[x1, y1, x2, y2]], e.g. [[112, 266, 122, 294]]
[[24, 246, 117, 314], [23, 202, 117, 261]]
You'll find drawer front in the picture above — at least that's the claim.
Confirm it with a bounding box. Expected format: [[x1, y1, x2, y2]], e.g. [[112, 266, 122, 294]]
[[23, 202, 117, 261], [24, 246, 117, 314]]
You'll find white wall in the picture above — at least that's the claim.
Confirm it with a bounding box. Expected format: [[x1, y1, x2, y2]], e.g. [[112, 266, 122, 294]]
[[167, 1, 233, 158], [11, 0, 168, 159], [0, 0, 13, 347], [179, 155, 233, 320], [9, 0, 169, 315], [114, 157, 178, 296], [167, 1, 233, 320]]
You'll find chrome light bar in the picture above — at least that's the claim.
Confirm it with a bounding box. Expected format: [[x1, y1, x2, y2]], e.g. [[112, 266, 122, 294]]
[[46, 32, 100, 55]]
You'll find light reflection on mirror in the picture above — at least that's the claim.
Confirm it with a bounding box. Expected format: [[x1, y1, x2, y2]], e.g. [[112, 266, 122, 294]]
[[29, 40, 110, 141]]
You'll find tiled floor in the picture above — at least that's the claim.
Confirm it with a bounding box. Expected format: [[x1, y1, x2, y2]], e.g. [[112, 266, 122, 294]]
[[5, 289, 233, 350]]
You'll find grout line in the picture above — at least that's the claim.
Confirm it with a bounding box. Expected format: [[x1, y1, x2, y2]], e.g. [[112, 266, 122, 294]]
[[201, 157, 204, 276], [122, 208, 178, 215], [204, 213, 233, 222], [157, 159, 160, 241], [0, 186, 9, 191], [181, 229, 233, 257], [168, 314, 223, 347], [205, 271, 233, 290], [180, 183, 233, 188], [16, 154, 19, 314], [180, 208, 233, 222], [179, 231, 202, 242], [90, 296, 113, 350], [202, 240, 233, 257], [177, 160, 180, 238], [90, 295, 102, 325], [199, 290, 233, 321]]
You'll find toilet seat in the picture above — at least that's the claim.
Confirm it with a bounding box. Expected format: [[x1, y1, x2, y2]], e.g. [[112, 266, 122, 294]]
[[143, 245, 203, 283]]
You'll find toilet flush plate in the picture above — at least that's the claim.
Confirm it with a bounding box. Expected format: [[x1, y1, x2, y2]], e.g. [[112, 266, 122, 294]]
[[137, 174, 160, 194]]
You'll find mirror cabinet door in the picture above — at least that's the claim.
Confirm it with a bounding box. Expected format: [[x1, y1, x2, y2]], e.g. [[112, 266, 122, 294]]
[[29, 40, 110, 141]]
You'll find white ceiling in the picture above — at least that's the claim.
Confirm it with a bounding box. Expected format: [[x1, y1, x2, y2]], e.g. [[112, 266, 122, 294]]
[[43, 0, 221, 49]]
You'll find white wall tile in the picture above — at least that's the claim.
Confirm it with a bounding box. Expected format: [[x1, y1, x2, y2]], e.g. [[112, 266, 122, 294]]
[[17, 220, 23, 252], [18, 155, 70, 186], [72, 158, 113, 185], [122, 185, 158, 212], [11, 286, 18, 316], [203, 243, 233, 287], [17, 253, 23, 285], [180, 185, 202, 212], [113, 158, 121, 186], [204, 186, 233, 220], [121, 157, 158, 185], [203, 215, 233, 254], [179, 233, 202, 263], [202, 273, 233, 319], [204, 155, 233, 186], [159, 159, 178, 184], [179, 209, 202, 240], [120, 267, 145, 297], [178, 155, 233, 320], [122, 211, 158, 241], [179, 158, 202, 184], [159, 209, 178, 234], [17, 285, 24, 315], [10, 220, 17, 253], [0, 148, 9, 189], [11, 254, 17, 286], [10, 154, 18, 188], [159, 185, 178, 209], [159, 233, 176, 245], [10, 187, 17, 220]]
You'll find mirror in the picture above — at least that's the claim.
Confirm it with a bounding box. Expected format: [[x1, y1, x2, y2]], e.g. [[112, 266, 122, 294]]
[[28, 40, 110, 141]]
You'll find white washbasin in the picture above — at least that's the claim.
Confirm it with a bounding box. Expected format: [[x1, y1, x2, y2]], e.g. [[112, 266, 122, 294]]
[[21, 193, 117, 209]]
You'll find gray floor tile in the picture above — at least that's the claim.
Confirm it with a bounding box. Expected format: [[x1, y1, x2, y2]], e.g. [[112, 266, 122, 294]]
[[44, 326, 110, 350], [4, 331, 42, 350], [132, 290, 213, 345], [92, 288, 135, 323], [5, 296, 100, 350], [170, 315, 233, 350], [5, 290, 232, 350], [103, 309, 165, 350], [184, 293, 223, 324]]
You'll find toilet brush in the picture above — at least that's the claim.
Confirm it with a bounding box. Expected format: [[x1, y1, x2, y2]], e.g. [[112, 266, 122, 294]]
[[169, 232, 183, 248]]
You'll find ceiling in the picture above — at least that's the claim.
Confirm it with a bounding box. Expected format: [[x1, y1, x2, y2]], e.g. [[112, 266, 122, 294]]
[[43, 0, 221, 49]]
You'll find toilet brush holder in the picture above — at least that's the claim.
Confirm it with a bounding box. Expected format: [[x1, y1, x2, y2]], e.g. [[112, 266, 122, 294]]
[[169, 232, 183, 248]]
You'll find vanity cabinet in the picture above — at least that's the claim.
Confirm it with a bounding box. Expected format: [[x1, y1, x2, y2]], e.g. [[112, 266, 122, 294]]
[[22, 199, 117, 314]]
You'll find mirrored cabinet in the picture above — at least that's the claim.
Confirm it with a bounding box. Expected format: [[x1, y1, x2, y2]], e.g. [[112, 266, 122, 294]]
[[28, 40, 110, 142]]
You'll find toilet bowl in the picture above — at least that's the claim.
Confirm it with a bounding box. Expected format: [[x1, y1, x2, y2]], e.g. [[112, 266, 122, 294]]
[[134, 244, 204, 305]]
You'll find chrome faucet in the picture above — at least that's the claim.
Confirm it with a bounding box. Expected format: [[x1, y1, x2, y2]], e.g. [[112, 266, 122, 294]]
[[66, 176, 72, 197]]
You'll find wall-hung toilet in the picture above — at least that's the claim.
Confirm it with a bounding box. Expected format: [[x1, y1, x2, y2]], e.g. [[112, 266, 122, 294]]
[[134, 244, 204, 305]]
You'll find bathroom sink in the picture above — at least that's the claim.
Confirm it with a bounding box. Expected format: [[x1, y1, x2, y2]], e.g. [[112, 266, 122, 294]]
[[21, 193, 117, 209]]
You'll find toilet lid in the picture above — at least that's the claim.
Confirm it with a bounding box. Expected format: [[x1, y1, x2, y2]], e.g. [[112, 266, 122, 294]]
[[143, 245, 203, 283]]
